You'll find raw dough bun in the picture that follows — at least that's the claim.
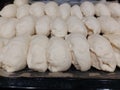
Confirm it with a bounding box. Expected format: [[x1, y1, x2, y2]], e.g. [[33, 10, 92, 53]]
[[0, 39, 5, 51], [112, 47, 120, 68], [83, 16, 101, 35], [95, 3, 111, 16], [59, 3, 71, 20], [66, 33, 91, 71], [116, 17, 120, 25], [27, 35, 48, 72], [1, 36, 30, 72], [98, 16, 120, 34], [0, 38, 4, 68], [51, 17, 67, 38], [45, 1, 59, 19], [14, 0, 29, 7], [108, 2, 120, 18], [0, 38, 9, 46], [0, 17, 8, 28], [0, 4, 17, 18], [90, 52, 101, 70], [71, 5, 83, 19], [16, 4, 30, 19], [36, 15, 51, 36], [80, 1, 95, 17], [0, 18, 17, 39], [47, 37, 72, 72], [0, 38, 9, 68], [0, 38, 9, 53], [16, 15, 35, 36], [104, 34, 120, 68], [88, 35, 116, 72], [67, 16, 87, 36], [29, 2, 45, 18], [104, 34, 120, 50]]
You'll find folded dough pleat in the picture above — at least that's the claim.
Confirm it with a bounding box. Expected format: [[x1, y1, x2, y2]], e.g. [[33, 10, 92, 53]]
[[67, 16, 87, 37], [66, 33, 91, 71], [104, 34, 120, 50], [104, 34, 120, 68], [90, 52, 101, 70], [98, 16, 120, 34], [112, 47, 120, 68], [83, 16, 101, 35], [88, 35, 116, 72]]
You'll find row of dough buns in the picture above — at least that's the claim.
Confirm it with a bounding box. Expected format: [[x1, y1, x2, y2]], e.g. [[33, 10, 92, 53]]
[[0, 33, 119, 73], [0, 0, 119, 73]]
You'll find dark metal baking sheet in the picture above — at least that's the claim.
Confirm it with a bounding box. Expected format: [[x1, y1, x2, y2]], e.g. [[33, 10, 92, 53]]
[[1, 67, 120, 89], [0, 67, 120, 79]]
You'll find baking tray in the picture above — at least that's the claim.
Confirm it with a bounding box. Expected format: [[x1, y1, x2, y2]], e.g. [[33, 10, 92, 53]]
[[0, 0, 120, 89], [1, 67, 120, 89]]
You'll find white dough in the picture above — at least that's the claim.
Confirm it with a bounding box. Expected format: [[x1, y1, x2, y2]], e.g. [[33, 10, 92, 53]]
[[51, 17, 67, 38], [47, 37, 72, 72], [104, 34, 120, 50], [29, 2, 45, 18], [16, 4, 30, 19], [98, 16, 120, 34], [116, 17, 120, 25], [0, 38, 9, 68], [0, 39, 5, 52], [0, 38, 9, 53], [80, 1, 95, 17], [45, 1, 59, 19], [1, 36, 30, 72], [0, 4, 17, 18], [16, 15, 35, 36], [0, 17, 8, 28], [14, 0, 29, 7], [83, 16, 101, 35], [88, 35, 116, 72], [27, 35, 48, 72], [71, 5, 83, 19], [0, 38, 9, 46], [112, 47, 120, 68], [0, 18, 17, 39], [108, 2, 120, 17], [90, 52, 101, 70], [0, 38, 9, 51], [95, 3, 111, 16], [59, 3, 71, 20], [67, 16, 87, 36], [66, 33, 91, 71], [104, 34, 120, 68], [36, 15, 51, 36], [0, 40, 4, 68]]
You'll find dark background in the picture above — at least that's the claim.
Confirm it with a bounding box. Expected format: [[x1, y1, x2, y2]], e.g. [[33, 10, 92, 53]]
[[0, 0, 13, 10], [0, 0, 119, 10]]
